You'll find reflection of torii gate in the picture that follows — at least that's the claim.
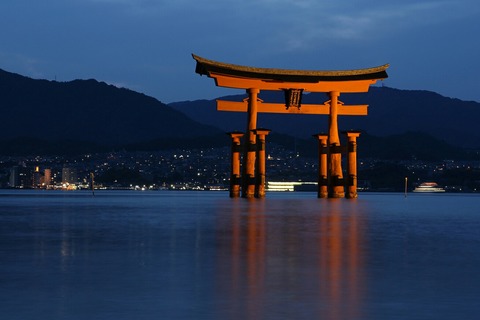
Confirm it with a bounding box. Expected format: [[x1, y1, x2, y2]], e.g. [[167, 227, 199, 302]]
[[193, 54, 389, 199]]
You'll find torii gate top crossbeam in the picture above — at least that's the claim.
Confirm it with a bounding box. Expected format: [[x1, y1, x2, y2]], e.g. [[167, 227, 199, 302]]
[[193, 54, 389, 93]]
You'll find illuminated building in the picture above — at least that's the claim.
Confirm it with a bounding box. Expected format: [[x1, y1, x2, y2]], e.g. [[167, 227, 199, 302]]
[[9, 166, 20, 188], [32, 166, 42, 188], [62, 167, 78, 184], [44, 168, 52, 188]]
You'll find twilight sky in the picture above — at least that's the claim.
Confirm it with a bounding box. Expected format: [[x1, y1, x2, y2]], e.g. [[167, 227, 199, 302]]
[[1, 0, 479, 103]]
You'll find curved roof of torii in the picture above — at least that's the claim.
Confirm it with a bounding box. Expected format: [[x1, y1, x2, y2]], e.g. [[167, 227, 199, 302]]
[[193, 54, 389, 84]]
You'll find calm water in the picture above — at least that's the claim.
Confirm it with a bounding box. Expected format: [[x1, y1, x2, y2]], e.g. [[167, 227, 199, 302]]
[[1, 190, 479, 319]]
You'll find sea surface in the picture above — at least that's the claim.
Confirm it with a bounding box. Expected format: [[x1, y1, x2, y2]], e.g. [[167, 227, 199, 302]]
[[1, 190, 479, 320]]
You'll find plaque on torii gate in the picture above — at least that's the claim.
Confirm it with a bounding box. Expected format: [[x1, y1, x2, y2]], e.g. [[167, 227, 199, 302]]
[[193, 54, 389, 198]]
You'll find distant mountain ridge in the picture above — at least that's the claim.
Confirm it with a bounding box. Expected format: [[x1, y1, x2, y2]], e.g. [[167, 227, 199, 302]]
[[169, 87, 480, 148], [0, 68, 221, 146], [0, 66, 478, 159]]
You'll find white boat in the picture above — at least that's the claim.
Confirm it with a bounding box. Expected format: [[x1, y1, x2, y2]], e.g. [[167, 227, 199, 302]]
[[413, 182, 445, 193]]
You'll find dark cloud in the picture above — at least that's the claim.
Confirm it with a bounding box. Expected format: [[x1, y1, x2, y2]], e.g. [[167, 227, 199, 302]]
[[0, 0, 479, 102]]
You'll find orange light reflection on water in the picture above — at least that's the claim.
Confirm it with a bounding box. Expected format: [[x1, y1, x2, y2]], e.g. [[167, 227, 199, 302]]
[[319, 199, 364, 320], [218, 198, 366, 320]]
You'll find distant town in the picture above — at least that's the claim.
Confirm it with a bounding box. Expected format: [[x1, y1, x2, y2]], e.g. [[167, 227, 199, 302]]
[[3, 65, 480, 194], [2, 144, 480, 193]]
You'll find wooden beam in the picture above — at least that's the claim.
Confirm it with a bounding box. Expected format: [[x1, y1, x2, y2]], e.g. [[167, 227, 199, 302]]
[[217, 100, 368, 116], [212, 74, 378, 93], [338, 105, 368, 116]]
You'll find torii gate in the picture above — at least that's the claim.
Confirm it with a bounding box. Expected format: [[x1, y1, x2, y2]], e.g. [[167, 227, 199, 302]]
[[193, 54, 389, 199]]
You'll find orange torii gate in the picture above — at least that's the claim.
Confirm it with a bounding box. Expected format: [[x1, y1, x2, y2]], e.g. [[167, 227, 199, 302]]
[[193, 54, 389, 199]]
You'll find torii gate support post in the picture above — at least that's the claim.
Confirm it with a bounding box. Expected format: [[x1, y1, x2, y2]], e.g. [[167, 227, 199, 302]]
[[314, 134, 329, 198], [345, 131, 361, 199], [253, 129, 271, 198], [242, 88, 259, 198], [328, 91, 345, 198], [228, 132, 244, 198]]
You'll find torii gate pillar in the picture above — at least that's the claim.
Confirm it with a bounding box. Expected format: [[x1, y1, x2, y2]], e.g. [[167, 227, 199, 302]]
[[253, 129, 271, 198], [242, 88, 259, 198], [314, 133, 329, 198], [344, 131, 361, 199], [227, 132, 244, 198], [328, 91, 345, 198]]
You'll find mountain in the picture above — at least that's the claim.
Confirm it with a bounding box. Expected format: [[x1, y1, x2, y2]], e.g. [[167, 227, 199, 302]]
[[0, 68, 221, 147], [1, 66, 478, 159], [169, 87, 480, 148]]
